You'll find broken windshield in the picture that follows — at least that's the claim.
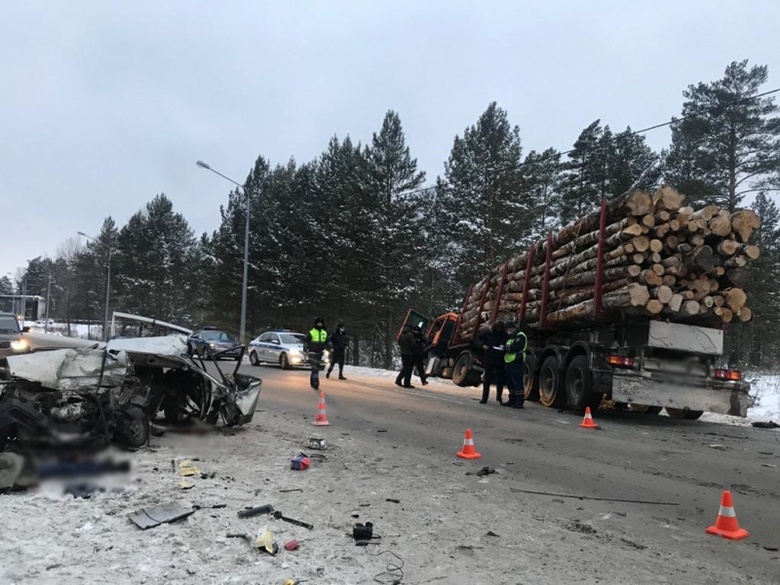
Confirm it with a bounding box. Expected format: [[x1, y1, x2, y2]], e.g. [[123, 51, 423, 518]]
[[0, 315, 20, 335]]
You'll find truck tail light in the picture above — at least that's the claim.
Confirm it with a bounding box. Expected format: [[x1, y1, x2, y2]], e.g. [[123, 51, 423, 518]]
[[714, 369, 742, 381], [607, 354, 634, 368]]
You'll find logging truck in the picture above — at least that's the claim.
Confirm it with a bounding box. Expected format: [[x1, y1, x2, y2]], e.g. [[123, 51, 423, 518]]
[[400, 187, 755, 419]]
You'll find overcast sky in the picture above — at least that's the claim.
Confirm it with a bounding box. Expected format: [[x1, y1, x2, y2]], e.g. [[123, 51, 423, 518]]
[[2, 1, 778, 279]]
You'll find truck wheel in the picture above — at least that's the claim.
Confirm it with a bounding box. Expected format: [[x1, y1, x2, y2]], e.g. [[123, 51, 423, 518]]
[[452, 352, 474, 387], [539, 355, 564, 408], [629, 404, 662, 415], [665, 407, 703, 420], [565, 355, 598, 411], [523, 355, 539, 401]]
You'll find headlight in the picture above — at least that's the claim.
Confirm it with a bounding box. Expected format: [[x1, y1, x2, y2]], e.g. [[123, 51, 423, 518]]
[[11, 339, 28, 352], [289, 348, 302, 356], [209, 343, 216, 348]]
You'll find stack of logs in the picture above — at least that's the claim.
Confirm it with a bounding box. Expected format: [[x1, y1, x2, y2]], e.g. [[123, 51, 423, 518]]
[[460, 186, 760, 340]]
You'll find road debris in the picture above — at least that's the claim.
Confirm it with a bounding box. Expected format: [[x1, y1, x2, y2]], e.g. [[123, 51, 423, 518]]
[[466, 466, 495, 476], [307, 438, 326, 450], [752, 421, 779, 429], [128, 502, 195, 530], [509, 487, 679, 505], [237, 504, 274, 519], [290, 453, 311, 470], [274, 510, 314, 530]]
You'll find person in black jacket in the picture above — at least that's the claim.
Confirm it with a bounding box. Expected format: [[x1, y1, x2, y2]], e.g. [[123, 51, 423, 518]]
[[327, 322, 348, 380], [476, 320, 507, 404], [395, 325, 416, 389], [412, 326, 429, 386]]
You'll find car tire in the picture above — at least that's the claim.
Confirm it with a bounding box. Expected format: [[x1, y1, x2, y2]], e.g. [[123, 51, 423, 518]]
[[280, 353, 291, 370], [249, 350, 259, 366], [114, 408, 149, 449]]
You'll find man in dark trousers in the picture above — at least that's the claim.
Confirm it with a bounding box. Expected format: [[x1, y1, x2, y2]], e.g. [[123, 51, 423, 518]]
[[327, 322, 348, 380], [412, 325, 429, 386], [305, 317, 329, 390], [395, 325, 416, 389], [477, 320, 507, 404], [502, 320, 527, 409]]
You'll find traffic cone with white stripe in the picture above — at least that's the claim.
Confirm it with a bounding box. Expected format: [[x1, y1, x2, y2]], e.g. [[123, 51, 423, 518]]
[[706, 490, 749, 540], [579, 407, 600, 429], [311, 391, 331, 426], [456, 428, 482, 460]]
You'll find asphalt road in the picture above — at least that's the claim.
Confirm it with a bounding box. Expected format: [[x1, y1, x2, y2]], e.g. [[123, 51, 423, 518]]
[[230, 361, 780, 581], [9, 333, 778, 580]]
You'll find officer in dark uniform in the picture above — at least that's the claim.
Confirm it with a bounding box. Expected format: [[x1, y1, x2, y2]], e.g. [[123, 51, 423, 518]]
[[305, 317, 329, 390], [327, 322, 348, 380]]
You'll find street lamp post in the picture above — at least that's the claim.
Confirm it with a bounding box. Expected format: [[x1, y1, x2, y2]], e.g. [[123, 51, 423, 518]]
[[78, 232, 112, 341], [44, 275, 53, 333], [196, 160, 251, 344]]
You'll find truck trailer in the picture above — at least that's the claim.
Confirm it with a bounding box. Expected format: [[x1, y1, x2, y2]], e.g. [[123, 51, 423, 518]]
[[401, 190, 754, 419]]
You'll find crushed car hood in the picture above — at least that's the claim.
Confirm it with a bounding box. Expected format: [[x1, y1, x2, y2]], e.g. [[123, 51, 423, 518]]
[[7, 349, 129, 391], [6, 336, 188, 392]]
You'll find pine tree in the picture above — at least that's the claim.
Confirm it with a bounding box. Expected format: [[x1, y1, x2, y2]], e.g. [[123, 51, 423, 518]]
[[606, 127, 661, 195], [363, 111, 427, 368], [438, 102, 526, 291], [115, 195, 196, 323], [559, 121, 609, 223], [744, 193, 780, 369], [520, 148, 564, 241], [666, 60, 780, 211], [0, 276, 12, 296]]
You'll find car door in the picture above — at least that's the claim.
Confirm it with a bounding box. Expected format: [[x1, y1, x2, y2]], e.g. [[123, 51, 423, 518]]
[[189, 331, 202, 353], [267, 333, 282, 362], [254, 332, 271, 362]]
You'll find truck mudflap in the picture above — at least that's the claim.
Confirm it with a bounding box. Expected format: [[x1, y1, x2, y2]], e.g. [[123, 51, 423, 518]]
[[611, 372, 749, 417]]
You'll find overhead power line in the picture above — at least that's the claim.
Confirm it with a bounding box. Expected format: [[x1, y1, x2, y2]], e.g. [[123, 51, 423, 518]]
[[402, 87, 780, 198]]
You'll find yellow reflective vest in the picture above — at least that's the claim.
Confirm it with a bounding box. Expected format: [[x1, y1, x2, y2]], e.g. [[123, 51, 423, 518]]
[[504, 331, 527, 364]]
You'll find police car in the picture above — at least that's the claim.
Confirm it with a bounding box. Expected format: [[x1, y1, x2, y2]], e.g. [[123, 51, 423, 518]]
[[248, 329, 329, 370]]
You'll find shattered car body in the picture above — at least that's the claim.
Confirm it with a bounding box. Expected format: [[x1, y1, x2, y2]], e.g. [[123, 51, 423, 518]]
[[0, 336, 262, 453]]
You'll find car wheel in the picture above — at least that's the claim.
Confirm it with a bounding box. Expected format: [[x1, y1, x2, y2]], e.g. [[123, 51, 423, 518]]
[[280, 353, 291, 370], [114, 408, 149, 448], [249, 350, 259, 366]]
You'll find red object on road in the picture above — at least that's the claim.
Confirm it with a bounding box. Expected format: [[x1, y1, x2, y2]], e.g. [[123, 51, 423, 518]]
[[579, 407, 600, 429], [706, 490, 749, 540], [456, 428, 482, 460], [283, 539, 300, 551], [311, 391, 331, 426]]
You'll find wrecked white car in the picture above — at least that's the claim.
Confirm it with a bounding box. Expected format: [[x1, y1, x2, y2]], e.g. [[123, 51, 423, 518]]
[[0, 336, 262, 452]]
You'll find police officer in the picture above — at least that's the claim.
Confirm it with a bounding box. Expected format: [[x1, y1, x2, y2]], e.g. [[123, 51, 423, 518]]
[[502, 320, 527, 409], [327, 321, 348, 380], [306, 317, 329, 390]]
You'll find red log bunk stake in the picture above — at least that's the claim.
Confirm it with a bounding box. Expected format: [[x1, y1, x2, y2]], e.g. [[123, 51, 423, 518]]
[[519, 244, 535, 323], [593, 197, 609, 320], [473, 272, 492, 333], [491, 262, 510, 323], [452, 283, 473, 345], [539, 233, 553, 330]]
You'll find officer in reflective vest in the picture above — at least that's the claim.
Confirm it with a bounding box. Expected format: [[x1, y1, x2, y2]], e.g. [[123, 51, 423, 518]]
[[503, 320, 527, 409], [306, 317, 329, 390]]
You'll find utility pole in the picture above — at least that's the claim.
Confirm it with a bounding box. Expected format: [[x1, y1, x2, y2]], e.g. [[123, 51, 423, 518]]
[[44, 275, 53, 333]]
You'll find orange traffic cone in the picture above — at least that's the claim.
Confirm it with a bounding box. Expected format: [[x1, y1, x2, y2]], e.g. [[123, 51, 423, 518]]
[[456, 428, 482, 460], [311, 391, 331, 426], [579, 407, 600, 429], [706, 490, 749, 540]]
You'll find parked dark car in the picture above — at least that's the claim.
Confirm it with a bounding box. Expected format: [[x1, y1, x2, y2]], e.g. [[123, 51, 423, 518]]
[[187, 327, 241, 361], [0, 312, 30, 365]]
